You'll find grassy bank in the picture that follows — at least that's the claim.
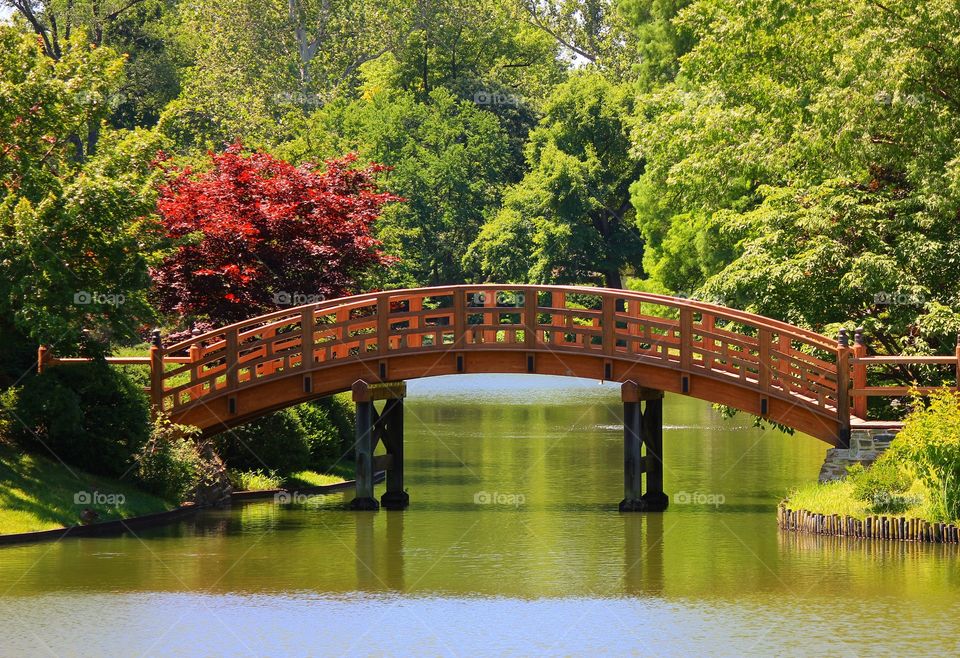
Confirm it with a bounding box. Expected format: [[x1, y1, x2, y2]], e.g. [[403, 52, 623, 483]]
[[229, 468, 349, 492], [785, 390, 960, 526], [0, 446, 173, 535], [785, 478, 937, 522]]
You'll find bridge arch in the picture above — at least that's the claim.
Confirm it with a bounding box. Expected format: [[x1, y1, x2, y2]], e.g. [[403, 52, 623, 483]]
[[153, 285, 850, 445]]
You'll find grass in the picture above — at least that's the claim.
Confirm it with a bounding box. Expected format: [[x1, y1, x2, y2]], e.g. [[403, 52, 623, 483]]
[[0, 445, 173, 535], [785, 478, 937, 521], [284, 470, 347, 489], [229, 469, 284, 491], [230, 468, 348, 491]]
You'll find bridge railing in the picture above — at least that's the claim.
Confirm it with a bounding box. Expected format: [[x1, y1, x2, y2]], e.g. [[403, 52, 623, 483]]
[[36, 286, 960, 433], [151, 285, 845, 421]]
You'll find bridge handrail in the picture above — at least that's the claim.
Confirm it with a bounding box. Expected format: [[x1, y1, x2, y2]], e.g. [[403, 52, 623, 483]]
[[41, 285, 960, 438], [162, 285, 838, 355]]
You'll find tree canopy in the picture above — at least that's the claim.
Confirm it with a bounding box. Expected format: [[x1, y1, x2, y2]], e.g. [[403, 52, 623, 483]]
[[1, 0, 959, 368]]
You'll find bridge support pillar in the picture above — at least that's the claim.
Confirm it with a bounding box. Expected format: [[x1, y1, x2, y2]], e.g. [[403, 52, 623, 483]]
[[350, 380, 408, 511], [619, 382, 668, 512], [379, 398, 410, 510]]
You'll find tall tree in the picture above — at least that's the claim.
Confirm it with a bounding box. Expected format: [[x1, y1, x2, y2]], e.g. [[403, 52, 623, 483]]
[[289, 83, 514, 286], [0, 27, 162, 352], [466, 71, 642, 288], [4, 0, 182, 132], [630, 0, 960, 353]]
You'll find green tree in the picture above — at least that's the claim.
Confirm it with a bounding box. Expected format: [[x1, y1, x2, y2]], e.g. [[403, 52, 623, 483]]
[[0, 28, 163, 352], [290, 84, 513, 286], [466, 71, 642, 287], [629, 0, 960, 354], [5, 0, 183, 132]]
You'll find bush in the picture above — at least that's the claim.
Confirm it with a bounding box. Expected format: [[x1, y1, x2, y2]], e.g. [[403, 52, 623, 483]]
[[847, 459, 912, 508], [215, 407, 312, 475], [215, 397, 354, 476], [135, 414, 205, 503], [0, 362, 149, 477], [290, 397, 353, 471], [887, 389, 960, 521]]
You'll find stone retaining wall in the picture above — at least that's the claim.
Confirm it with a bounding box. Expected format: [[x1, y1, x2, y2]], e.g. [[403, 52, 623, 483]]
[[818, 429, 897, 482]]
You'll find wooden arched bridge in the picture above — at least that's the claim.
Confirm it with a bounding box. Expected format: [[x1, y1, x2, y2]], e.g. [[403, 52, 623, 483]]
[[39, 285, 960, 511]]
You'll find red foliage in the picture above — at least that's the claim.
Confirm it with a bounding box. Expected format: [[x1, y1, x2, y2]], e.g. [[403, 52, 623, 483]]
[[151, 144, 399, 324]]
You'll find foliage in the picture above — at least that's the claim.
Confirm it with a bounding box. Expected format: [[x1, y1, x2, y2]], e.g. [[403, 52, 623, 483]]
[[292, 86, 514, 286], [887, 390, 960, 522], [214, 407, 313, 476], [0, 362, 150, 477], [629, 0, 960, 360], [134, 413, 205, 503], [151, 145, 398, 325], [290, 398, 354, 471], [0, 28, 164, 350], [214, 397, 352, 477], [229, 469, 283, 492], [466, 70, 642, 287], [846, 460, 914, 514], [516, 0, 639, 75], [786, 477, 933, 522]]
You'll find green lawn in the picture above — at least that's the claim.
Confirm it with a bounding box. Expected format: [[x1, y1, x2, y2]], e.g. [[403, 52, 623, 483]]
[[285, 470, 348, 489], [0, 445, 173, 535], [229, 468, 348, 491], [785, 478, 937, 522]]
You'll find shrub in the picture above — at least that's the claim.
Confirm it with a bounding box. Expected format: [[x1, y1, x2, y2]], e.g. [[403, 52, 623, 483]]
[[290, 398, 353, 471], [215, 408, 312, 475], [134, 414, 204, 503], [847, 459, 911, 504], [215, 397, 354, 476], [887, 389, 960, 521], [0, 362, 149, 477]]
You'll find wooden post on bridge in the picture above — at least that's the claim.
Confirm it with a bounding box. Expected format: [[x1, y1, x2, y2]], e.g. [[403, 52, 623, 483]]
[[351, 380, 409, 511], [836, 329, 852, 449], [149, 329, 164, 415], [619, 381, 668, 512], [851, 327, 868, 423]]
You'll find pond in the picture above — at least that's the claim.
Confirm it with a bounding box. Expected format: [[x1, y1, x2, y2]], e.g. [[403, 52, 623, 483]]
[[0, 375, 956, 656]]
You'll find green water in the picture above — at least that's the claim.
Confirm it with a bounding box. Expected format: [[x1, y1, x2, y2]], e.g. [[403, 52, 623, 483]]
[[0, 375, 957, 656]]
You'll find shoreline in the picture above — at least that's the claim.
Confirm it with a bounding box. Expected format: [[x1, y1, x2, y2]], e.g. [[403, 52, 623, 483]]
[[778, 504, 960, 544], [0, 472, 384, 547]]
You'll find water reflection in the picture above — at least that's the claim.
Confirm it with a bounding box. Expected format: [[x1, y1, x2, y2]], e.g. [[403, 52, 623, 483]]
[[623, 513, 664, 596], [0, 375, 958, 655]]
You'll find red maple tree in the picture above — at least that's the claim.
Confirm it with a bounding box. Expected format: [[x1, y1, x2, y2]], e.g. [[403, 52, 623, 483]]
[[151, 145, 398, 324]]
